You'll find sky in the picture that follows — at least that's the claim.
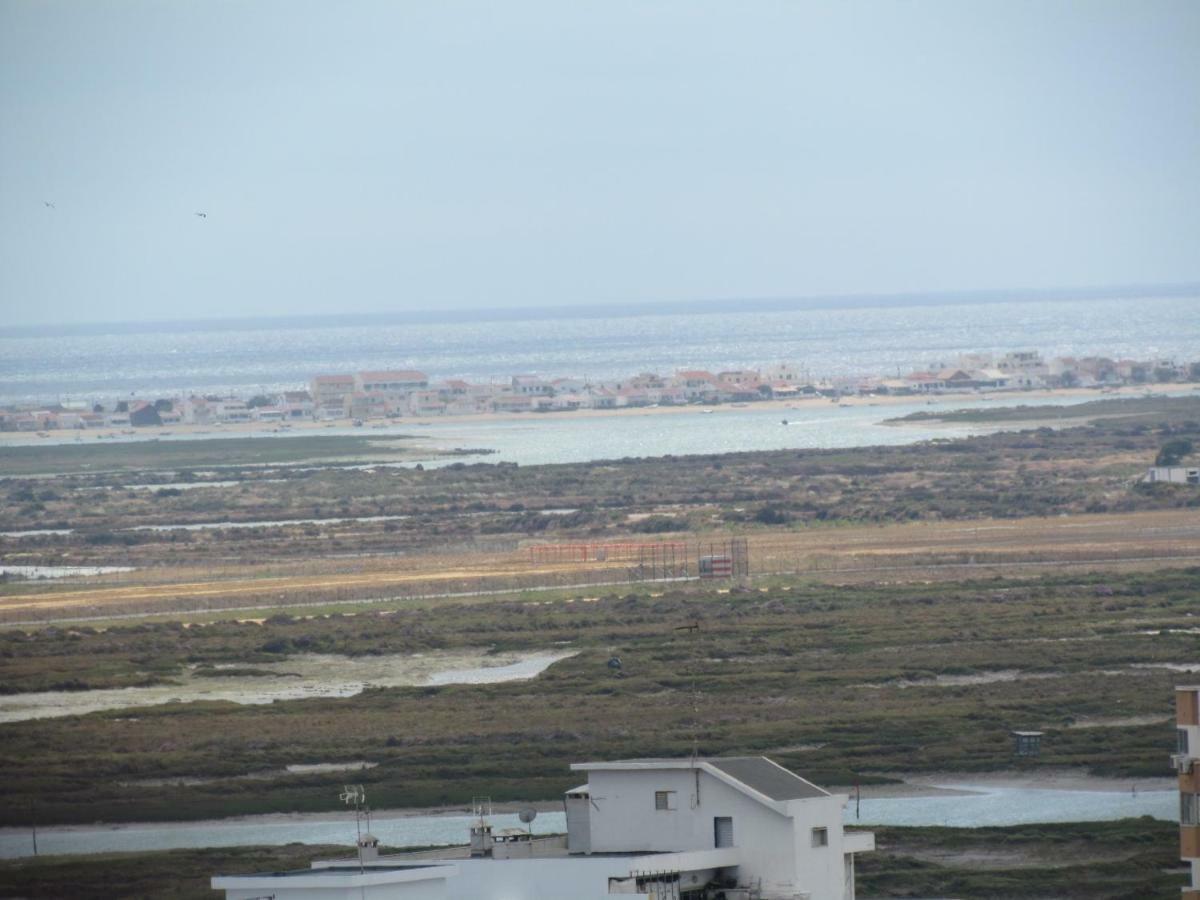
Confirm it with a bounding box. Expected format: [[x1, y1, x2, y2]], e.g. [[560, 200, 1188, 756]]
[[1, 0, 1198, 327]]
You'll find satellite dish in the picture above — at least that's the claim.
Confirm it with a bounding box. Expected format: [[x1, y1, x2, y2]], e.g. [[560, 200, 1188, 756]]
[[518, 807, 538, 824]]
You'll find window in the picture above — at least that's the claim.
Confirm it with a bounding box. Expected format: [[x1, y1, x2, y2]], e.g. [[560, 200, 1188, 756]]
[[714, 816, 734, 848], [811, 827, 828, 848], [1184, 793, 1200, 827], [654, 790, 677, 811], [1180, 729, 1191, 755]]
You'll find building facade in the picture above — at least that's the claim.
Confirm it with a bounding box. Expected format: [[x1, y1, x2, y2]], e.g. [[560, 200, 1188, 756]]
[[213, 756, 871, 900], [1177, 685, 1200, 900]]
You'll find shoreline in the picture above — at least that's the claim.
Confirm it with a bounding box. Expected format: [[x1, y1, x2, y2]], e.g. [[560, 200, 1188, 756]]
[[2, 384, 1195, 447]]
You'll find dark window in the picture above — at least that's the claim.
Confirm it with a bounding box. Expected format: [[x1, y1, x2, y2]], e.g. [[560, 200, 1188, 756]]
[[1182, 792, 1199, 826], [714, 816, 734, 848], [812, 827, 828, 847]]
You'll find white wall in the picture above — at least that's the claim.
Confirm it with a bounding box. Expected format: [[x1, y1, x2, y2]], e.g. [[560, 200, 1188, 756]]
[[447, 857, 640, 900], [223, 881, 445, 900], [585, 769, 800, 895], [581, 768, 854, 900], [785, 794, 852, 900]]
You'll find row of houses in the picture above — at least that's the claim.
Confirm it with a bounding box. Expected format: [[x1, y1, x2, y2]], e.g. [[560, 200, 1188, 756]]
[[309, 365, 810, 420], [0, 393, 317, 432], [893, 351, 1199, 394], [3, 353, 1196, 431]]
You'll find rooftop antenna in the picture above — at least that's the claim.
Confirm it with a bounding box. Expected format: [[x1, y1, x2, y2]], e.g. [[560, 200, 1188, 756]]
[[674, 620, 703, 805], [339, 784, 370, 871]]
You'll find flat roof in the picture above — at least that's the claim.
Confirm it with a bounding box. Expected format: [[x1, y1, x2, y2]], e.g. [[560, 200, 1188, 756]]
[[213, 863, 456, 889]]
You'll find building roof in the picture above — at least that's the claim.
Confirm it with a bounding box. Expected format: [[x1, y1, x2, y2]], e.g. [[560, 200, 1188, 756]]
[[705, 757, 830, 801], [359, 370, 428, 382], [572, 756, 830, 802], [313, 373, 355, 383]]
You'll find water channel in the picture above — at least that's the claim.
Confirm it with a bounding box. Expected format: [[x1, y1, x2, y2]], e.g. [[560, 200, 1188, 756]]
[[0, 783, 1175, 859]]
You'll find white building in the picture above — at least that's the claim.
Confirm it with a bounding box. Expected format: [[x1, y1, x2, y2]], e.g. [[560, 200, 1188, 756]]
[[566, 757, 871, 899], [212, 756, 871, 900], [355, 371, 430, 395], [1144, 466, 1200, 485], [214, 862, 457, 900]]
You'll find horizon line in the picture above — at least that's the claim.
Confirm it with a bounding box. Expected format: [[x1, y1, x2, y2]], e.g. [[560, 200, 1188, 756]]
[[3, 280, 1198, 337]]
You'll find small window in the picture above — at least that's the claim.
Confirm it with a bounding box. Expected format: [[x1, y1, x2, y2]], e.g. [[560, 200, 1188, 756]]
[[1180, 729, 1191, 755], [811, 827, 828, 848], [655, 790, 676, 811], [1184, 793, 1200, 827]]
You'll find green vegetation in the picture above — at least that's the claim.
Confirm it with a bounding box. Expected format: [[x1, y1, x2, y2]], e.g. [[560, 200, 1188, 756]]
[[3, 396, 1199, 568], [858, 818, 1187, 899], [0, 434, 430, 476], [0, 393, 1195, 900], [889, 394, 1198, 424], [1156, 437, 1195, 467], [0, 844, 348, 900], [0, 568, 1194, 826]]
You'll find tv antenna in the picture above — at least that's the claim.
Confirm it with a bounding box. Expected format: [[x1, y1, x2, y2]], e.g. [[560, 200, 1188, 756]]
[[674, 619, 704, 807], [339, 784, 372, 870]]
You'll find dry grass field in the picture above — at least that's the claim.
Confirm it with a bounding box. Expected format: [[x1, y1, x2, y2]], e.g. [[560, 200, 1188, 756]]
[[2, 507, 1199, 623]]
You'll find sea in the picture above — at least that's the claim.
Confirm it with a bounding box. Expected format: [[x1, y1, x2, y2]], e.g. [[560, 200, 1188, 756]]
[[1, 293, 1198, 407]]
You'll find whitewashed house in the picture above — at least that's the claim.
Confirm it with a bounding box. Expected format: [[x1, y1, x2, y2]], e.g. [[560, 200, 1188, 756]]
[[565, 757, 871, 899], [212, 756, 871, 900]]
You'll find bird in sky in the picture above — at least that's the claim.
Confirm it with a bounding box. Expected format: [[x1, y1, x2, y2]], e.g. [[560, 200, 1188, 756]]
[[194, 211, 207, 218], [43, 201, 55, 209]]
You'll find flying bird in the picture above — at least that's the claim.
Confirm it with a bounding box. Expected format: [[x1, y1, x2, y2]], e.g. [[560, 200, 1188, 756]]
[[194, 212, 207, 218], [43, 201, 55, 209]]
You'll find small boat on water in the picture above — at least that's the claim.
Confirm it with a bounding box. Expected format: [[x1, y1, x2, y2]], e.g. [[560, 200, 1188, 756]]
[[780, 419, 788, 426]]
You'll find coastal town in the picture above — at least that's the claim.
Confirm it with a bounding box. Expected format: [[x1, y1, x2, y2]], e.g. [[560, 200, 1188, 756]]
[[3, 351, 1198, 433]]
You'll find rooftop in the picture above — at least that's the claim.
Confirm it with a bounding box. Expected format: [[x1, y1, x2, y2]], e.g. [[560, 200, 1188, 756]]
[[359, 370, 428, 381], [707, 756, 829, 801], [572, 756, 830, 802]]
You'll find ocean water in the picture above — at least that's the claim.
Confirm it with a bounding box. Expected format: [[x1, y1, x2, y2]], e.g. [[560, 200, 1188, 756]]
[[1, 295, 1197, 405]]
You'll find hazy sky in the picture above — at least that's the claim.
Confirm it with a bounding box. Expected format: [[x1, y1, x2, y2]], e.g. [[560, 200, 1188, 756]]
[[2, 1, 1198, 326]]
